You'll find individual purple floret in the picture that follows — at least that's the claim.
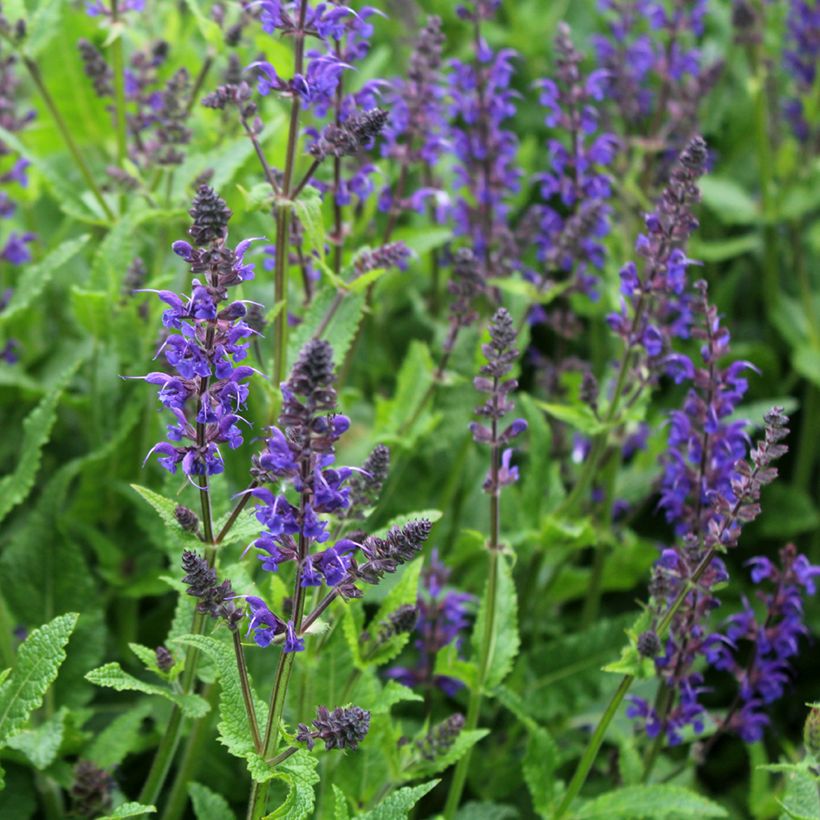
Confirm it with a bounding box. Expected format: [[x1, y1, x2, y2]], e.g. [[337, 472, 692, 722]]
[[387, 550, 473, 695], [783, 0, 820, 143], [137, 186, 258, 479], [378, 16, 448, 226], [470, 308, 527, 494], [704, 543, 820, 742], [447, 0, 521, 279], [528, 23, 616, 300]]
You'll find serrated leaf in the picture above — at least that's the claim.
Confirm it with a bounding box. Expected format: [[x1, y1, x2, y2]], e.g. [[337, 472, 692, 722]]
[[288, 288, 366, 369], [359, 780, 439, 819], [363, 559, 423, 667], [333, 785, 350, 820], [266, 750, 320, 819], [536, 400, 606, 435], [778, 767, 820, 820], [173, 634, 268, 778], [0, 612, 78, 745], [101, 802, 157, 819], [602, 611, 656, 678], [575, 785, 728, 818], [472, 555, 519, 691], [189, 782, 236, 820], [84, 663, 209, 718], [5, 707, 67, 769], [409, 729, 488, 780], [130, 484, 203, 556], [71, 286, 111, 336], [522, 725, 557, 816], [23, 0, 63, 57], [0, 350, 87, 526], [87, 701, 153, 768], [342, 603, 367, 671], [0, 235, 89, 325], [370, 680, 423, 715], [292, 188, 325, 263]]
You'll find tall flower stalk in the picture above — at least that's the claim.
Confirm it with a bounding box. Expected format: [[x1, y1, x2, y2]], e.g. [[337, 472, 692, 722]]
[[133, 185, 259, 805], [444, 307, 526, 818], [244, 338, 432, 817]]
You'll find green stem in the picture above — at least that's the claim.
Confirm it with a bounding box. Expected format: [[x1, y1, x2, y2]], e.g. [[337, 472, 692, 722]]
[[640, 683, 674, 782], [21, 57, 115, 220], [794, 384, 818, 491], [160, 684, 218, 820], [235, 631, 262, 752]]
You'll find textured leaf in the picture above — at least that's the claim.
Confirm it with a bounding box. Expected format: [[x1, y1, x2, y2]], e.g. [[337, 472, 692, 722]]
[[293, 187, 325, 263], [100, 802, 157, 818], [0, 350, 87, 526], [363, 558, 423, 667], [333, 785, 350, 820], [373, 341, 436, 438], [4, 707, 67, 769], [130, 484, 203, 557], [472, 555, 519, 691], [536, 400, 606, 435], [370, 680, 423, 715], [23, 0, 64, 57], [576, 785, 728, 818], [410, 729, 488, 780], [266, 750, 320, 819], [87, 701, 153, 768], [287, 287, 366, 369], [173, 634, 269, 779], [359, 780, 439, 819], [189, 782, 236, 820], [84, 663, 209, 718], [454, 802, 518, 820], [0, 235, 89, 325], [523, 725, 558, 817], [0, 612, 79, 745], [778, 767, 820, 820]]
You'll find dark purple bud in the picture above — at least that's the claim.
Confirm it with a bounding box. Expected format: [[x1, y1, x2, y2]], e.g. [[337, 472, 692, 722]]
[[174, 504, 200, 533], [297, 705, 371, 752], [70, 761, 114, 819], [155, 645, 174, 671], [188, 185, 232, 246]]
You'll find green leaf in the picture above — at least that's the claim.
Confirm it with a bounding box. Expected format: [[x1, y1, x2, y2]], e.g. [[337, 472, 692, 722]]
[[362, 558, 423, 667], [293, 187, 326, 263], [536, 400, 606, 435], [100, 802, 157, 819], [472, 555, 519, 691], [575, 785, 728, 818], [333, 785, 351, 820], [22, 0, 63, 57], [409, 729, 489, 780], [374, 340, 436, 438], [84, 663, 210, 719], [777, 767, 820, 820], [287, 288, 366, 368], [189, 782, 236, 820], [266, 750, 320, 819], [181, 0, 223, 47], [699, 177, 758, 225], [87, 701, 153, 768], [689, 233, 760, 262], [0, 348, 87, 526], [359, 780, 440, 819], [71, 286, 111, 337], [4, 706, 67, 769], [602, 610, 656, 678], [370, 680, 423, 715], [454, 802, 517, 820], [0, 235, 89, 325], [794, 346, 820, 390], [523, 725, 558, 816], [173, 634, 269, 779], [0, 613, 79, 745], [130, 485, 203, 556]]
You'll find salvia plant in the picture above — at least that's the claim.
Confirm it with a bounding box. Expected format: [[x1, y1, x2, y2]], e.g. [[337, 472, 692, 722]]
[[0, 1, 818, 819]]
